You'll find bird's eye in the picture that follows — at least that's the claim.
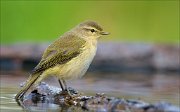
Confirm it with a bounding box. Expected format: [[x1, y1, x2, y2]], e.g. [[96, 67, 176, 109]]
[[90, 29, 95, 33]]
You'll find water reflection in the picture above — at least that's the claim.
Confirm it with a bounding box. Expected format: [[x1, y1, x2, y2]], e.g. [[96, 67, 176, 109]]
[[0, 73, 179, 111], [23, 103, 61, 112], [20, 101, 86, 112], [0, 91, 22, 111]]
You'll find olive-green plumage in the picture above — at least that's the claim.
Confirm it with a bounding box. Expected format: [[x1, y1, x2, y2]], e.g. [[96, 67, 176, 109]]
[[15, 35, 85, 100], [32, 34, 86, 74], [15, 20, 109, 100]]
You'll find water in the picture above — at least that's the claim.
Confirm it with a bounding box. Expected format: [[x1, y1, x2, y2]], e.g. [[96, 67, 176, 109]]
[[0, 73, 179, 111]]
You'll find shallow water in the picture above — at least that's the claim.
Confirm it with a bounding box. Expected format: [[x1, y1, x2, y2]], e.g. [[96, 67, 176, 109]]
[[0, 73, 179, 111]]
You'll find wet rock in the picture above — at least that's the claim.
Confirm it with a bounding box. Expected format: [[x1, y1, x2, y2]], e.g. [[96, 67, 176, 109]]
[[155, 102, 180, 112], [20, 83, 180, 112]]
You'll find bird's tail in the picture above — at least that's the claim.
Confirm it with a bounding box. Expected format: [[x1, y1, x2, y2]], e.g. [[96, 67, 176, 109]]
[[15, 73, 39, 100]]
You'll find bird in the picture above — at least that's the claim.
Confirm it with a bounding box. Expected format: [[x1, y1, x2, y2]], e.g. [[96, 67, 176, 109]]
[[15, 20, 109, 100]]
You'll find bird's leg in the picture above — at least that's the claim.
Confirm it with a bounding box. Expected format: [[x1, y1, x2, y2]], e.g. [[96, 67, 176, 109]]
[[58, 79, 65, 91], [62, 79, 68, 91], [62, 79, 73, 97]]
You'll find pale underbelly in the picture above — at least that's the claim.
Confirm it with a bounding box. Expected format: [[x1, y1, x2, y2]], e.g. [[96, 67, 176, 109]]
[[35, 45, 97, 84], [56, 50, 95, 80]]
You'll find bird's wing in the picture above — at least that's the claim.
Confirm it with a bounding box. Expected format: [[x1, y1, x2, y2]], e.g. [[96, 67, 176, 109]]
[[31, 35, 86, 74]]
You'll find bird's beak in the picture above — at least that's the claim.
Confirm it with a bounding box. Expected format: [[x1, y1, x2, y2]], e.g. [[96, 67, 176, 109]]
[[100, 31, 110, 35]]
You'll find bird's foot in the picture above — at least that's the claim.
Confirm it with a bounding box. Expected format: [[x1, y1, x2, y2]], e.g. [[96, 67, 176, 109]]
[[60, 87, 79, 99]]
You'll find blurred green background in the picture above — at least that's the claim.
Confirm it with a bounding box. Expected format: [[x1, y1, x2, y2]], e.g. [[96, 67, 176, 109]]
[[1, 0, 179, 44]]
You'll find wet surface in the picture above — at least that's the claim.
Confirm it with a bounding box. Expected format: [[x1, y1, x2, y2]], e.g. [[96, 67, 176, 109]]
[[0, 73, 179, 112]]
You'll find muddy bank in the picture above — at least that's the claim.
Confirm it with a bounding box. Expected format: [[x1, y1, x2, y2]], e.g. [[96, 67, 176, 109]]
[[1, 42, 179, 74]]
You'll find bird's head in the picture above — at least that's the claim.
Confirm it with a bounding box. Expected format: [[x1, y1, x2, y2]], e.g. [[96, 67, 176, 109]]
[[72, 20, 109, 39]]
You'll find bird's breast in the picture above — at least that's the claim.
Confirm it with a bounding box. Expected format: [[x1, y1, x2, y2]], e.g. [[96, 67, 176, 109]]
[[57, 40, 97, 80]]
